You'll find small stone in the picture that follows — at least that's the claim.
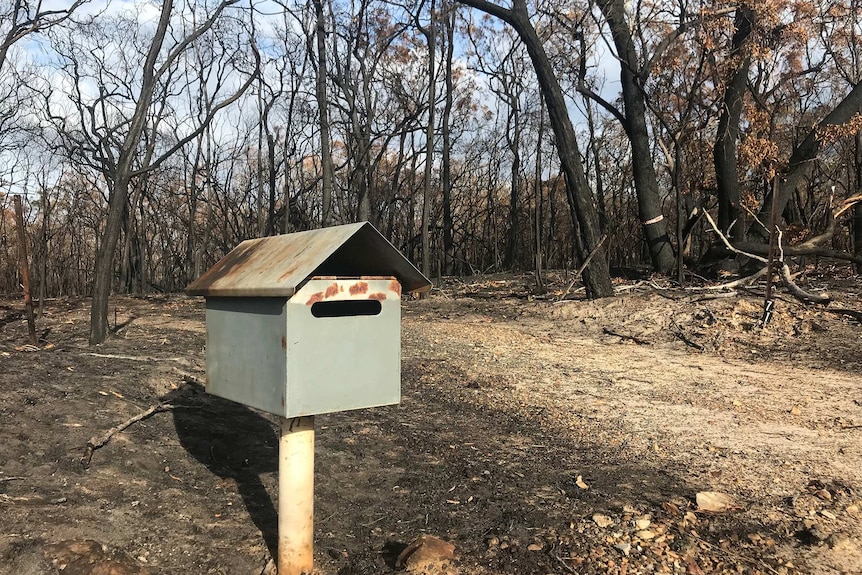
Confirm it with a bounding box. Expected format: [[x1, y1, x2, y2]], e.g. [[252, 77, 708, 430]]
[[486, 536, 499, 548], [593, 514, 613, 528], [614, 543, 631, 556], [846, 504, 860, 514], [396, 535, 457, 573], [636, 530, 656, 540], [820, 509, 836, 520], [527, 543, 543, 552], [814, 489, 832, 501], [635, 518, 651, 530]]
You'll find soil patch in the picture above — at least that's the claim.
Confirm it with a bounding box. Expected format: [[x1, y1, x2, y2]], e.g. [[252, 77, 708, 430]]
[[1, 275, 860, 574]]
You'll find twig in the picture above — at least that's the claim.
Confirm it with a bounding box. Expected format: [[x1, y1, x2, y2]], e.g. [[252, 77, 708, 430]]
[[552, 552, 577, 574], [703, 267, 768, 290], [670, 321, 705, 351], [82, 403, 177, 468], [84, 353, 185, 362], [702, 211, 767, 263], [557, 235, 607, 301], [0, 476, 26, 483], [688, 291, 739, 302], [602, 327, 650, 345]]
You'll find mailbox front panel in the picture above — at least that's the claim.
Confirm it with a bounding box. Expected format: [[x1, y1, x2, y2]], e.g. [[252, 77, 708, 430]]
[[285, 278, 401, 417]]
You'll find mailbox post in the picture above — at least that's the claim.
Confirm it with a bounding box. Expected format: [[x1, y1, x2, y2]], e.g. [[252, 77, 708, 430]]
[[187, 222, 431, 574]]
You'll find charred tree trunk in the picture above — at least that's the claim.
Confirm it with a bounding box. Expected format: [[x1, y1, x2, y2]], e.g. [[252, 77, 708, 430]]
[[595, 0, 673, 273], [441, 1, 455, 276], [419, 0, 436, 280], [503, 96, 521, 270], [752, 81, 862, 240], [713, 6, 753, 242], [458, 0, 612, 297], [313, 0, 334, 226], [855, 132, 862, 273]]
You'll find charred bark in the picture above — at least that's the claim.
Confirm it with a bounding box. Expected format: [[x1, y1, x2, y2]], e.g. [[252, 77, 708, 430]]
[[458, 0, 612, 297], [713, 6, 753, 242]]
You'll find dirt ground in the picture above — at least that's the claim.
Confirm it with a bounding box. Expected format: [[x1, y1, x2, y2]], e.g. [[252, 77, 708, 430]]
[[1, 271, 861, 575]]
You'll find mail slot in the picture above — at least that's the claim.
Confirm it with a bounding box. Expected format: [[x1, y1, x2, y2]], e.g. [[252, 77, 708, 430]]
[[186, 222, 431, 418]]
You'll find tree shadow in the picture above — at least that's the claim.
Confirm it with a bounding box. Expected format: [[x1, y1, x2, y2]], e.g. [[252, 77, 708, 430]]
[[165, 382, 279, 560]]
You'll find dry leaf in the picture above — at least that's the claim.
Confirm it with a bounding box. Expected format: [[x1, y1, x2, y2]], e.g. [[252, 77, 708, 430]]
[[696, 491, 739, 512]]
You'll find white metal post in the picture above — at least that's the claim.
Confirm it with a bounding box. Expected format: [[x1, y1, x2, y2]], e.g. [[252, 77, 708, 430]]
[[278, 415, 315, 575]]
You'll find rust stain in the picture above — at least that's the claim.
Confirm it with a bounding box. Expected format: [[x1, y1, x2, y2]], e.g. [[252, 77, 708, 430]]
[[390, 280, 402, 296], [281, 336, 287, 349], [325, 283, 340, 298], [306, 292, 324, 305], [277, 265, 299, 282], [369, 292, 387, 300], [187, 240, 263, 293], [350, 281, 369, 295]]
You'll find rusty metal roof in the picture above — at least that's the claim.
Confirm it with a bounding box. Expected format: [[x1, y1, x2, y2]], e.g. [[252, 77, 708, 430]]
[[186, 222, 431, 297]]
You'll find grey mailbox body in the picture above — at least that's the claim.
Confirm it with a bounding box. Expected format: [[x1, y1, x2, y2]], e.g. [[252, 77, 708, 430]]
[[186, 222, 431, 418]]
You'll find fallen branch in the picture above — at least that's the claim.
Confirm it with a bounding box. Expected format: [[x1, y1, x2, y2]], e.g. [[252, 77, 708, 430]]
[[833, 194, 862, 219], [602, 327, 650, 345], [779, 264, 830, 303], [703, 211, 831, 303], [703, 267, 768, 290], [732, 242, 862, 265], [824, 308, 862, 323], [82, 403, 176, 468]]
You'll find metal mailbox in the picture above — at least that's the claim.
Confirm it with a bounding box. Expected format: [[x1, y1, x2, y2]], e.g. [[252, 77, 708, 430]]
[[186, 222, 431, 418]]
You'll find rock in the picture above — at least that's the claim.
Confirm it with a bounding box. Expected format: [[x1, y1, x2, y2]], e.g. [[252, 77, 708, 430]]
[[396, 535, 458, 574], [814, 489, 832, 501], [527, 543, 543, 551], [485, 536, 499, 548], [592, 514, 613, 528], [635, 518, 651, 530], [635, 530, 656, 540], [614, 543, 631, 556]]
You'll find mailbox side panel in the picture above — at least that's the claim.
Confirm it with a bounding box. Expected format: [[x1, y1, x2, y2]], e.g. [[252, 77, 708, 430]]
[[205, 297, 287, 416], [286, 279, 401, 417]]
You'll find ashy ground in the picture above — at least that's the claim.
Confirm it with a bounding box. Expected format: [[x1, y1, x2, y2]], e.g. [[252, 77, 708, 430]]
[[1, 272, 861, 575]]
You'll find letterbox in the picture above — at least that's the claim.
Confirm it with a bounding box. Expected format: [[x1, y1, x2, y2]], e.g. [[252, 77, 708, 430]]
[[186, 222, 431, 418]]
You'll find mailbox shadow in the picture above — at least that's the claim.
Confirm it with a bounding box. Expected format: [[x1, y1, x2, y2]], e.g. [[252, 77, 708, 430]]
[[166, 382, 280, 559]]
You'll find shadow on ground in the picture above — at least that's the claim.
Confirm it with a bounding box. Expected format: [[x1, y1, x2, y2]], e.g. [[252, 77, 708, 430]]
[[166, 383, 280, 560]]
